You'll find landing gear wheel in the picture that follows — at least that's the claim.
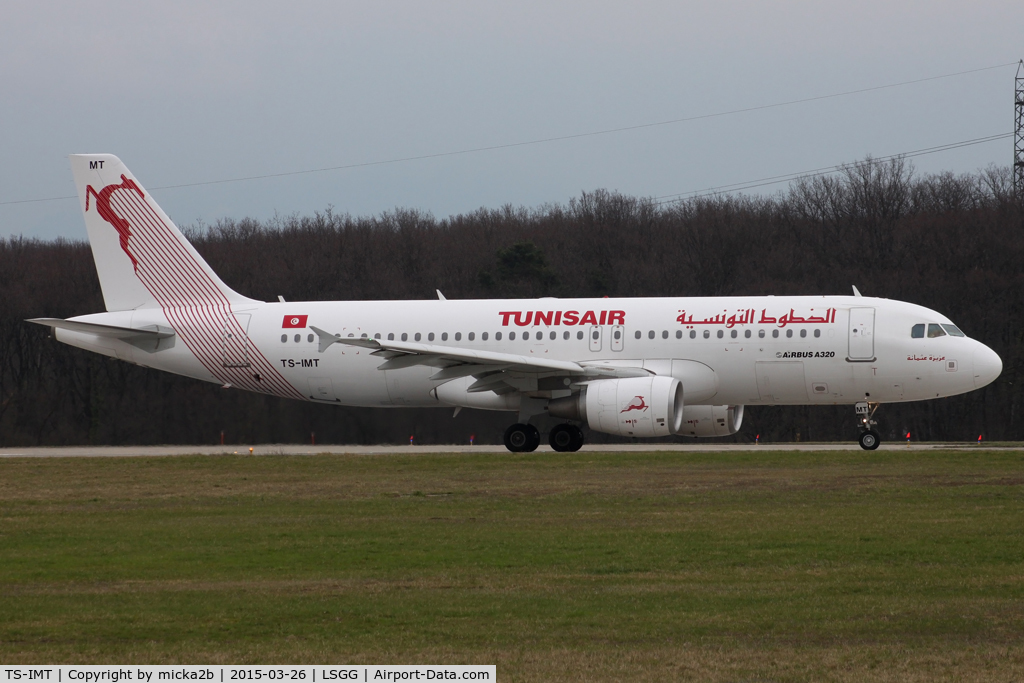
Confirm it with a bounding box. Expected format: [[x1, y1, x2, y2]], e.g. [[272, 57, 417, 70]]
[[504, 423, 541, 452], [524, 424, 540, 452], [549, 424, 585, 452], [858, 429, 881, 450], [854, 401, 881, 451]]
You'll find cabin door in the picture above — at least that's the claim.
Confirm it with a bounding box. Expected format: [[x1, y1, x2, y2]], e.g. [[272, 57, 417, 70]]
[[848, 308, 876, 361]]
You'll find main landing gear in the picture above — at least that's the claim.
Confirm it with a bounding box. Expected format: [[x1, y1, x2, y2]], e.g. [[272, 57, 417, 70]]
[[855, 401, 881, 450], [503, 423, 540, 452], [549, 423, 585, 452], [503, 423, 585, 452]]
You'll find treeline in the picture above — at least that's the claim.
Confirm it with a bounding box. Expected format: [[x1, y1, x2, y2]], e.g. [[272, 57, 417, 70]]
[[1, 157, 1022, 446]]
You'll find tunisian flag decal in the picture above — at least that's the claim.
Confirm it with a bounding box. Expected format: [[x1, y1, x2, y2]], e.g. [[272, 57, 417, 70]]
[[282, 315, 308, 329]]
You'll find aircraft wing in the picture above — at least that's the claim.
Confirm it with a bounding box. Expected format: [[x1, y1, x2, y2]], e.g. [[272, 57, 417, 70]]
[[310, 326, 649, 387]]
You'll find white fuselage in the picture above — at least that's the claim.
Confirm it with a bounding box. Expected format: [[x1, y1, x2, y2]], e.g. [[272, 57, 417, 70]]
[[56, 294, 1002, 409]]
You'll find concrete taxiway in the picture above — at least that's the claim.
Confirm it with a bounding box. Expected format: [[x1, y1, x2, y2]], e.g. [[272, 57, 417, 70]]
[[0, 442, 1014, 457]]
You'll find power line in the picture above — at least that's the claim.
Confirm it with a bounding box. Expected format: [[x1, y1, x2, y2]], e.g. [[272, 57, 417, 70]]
[[654, 132, 1012, 204], [0, 61, 1016, 208]]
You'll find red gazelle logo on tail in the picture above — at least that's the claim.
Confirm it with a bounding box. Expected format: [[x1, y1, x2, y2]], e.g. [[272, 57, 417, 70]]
[[85, 175, 143, 270], [620, 396, 648, 413]]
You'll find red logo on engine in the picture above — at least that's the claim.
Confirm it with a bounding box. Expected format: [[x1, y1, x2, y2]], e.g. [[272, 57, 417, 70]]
[[620, 396, 648, 413], [282, 315, 308, 328], [85, 174, 144, 270]]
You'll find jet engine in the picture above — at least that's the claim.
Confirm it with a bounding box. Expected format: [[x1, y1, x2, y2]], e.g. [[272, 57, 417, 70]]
[[547, 376, 684, 437], [677, 405, 745, 437]]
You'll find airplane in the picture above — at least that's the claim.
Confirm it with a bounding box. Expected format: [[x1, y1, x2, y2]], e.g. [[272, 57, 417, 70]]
[[29, 155, 1002, 452]]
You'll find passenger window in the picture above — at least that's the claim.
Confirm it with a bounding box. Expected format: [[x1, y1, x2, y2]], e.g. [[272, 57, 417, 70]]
[[455, 332, 462, 341], [613, 330, 621, 340], [468, 332, 475, 341], [786, 329, 793, 338], [744, 329, 751, 338], [510, 331, 516, 340], [941, 324, 965, 337], [813, 329, 820, 338], [550, 331, 556, 340], [703, 330, 710, 339], [388, 333, 395, 341], [592, 330, 599, 340], [676, 330, 682, 339], [428, 332, 435, 341], [294, 334, 301, 342], [414, 333, 421, 341], [690, 330, 696, 339], [441, 332, 448, 341], [799, 329, 806, 338], [927, 324, 946, 338], [563, 331, 570, 340], [635, 330, 642, 340], [281, 334, 287, 343], [482, 332, 489, 341], [401, 333, 408, 341], [758, 330, 765, 338], [911, 324, 925, 338], [577, 331, 584, 340], [361, 333, 368, 338], [374, 333, 381, 340], [495, 332, 502, 341], [523, 331, 530, 340], [772, 330, 779, 338], [648, 330, 655, 339], [308, 334, 314, 343], [717, 330, 724, 339]]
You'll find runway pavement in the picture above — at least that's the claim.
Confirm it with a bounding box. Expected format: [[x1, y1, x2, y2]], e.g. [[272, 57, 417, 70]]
[[0, 442, 1012, 457]]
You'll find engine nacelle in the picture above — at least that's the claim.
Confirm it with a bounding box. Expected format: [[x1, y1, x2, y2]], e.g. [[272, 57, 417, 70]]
[[548, 376, 684, 438], [677, 405, 745, 437]]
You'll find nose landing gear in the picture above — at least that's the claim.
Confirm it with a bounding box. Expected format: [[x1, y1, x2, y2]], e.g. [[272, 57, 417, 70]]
[[855, 401, 881, 450]]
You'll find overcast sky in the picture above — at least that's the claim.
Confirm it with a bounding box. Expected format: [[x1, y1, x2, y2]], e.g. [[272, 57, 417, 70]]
[[1, 1, 1020, 240]]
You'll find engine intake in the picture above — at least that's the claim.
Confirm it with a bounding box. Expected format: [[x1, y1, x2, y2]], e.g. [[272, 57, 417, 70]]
[[548, 376, 684, 437]]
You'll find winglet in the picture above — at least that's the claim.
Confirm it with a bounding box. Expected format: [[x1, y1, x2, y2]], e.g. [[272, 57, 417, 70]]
[[852, 285, 863, 297], [310, 326, 342, 353], [436, 289, 447, 300]]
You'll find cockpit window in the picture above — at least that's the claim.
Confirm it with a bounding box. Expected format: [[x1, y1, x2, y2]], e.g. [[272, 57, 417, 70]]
[[911, 324, 924, 338], [941, 324, 965, 337], [927, 324, 946, 338]]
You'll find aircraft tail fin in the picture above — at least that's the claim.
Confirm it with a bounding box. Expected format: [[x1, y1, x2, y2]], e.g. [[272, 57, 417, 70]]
[[69, 154, 258, 312]]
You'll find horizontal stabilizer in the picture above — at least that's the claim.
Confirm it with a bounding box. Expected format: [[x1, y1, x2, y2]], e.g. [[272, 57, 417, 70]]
[[28, 318, 175, 340]]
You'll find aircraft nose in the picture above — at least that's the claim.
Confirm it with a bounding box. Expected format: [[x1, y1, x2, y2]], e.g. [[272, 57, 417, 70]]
[[972, 343, 1002, 389]]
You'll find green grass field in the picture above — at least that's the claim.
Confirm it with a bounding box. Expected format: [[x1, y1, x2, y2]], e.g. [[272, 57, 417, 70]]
[[1, 449, 1022, 681]]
